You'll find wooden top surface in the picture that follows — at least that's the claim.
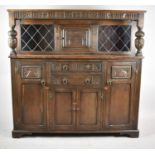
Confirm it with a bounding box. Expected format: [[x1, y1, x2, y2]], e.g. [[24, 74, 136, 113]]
[[7, 9, 146, 13]]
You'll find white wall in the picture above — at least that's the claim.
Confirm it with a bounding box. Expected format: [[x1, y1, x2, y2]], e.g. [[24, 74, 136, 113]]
[[0, 5, 155, 135]]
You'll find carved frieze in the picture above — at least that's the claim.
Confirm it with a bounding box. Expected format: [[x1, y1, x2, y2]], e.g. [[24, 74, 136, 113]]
[[8, 10, 143, 21]]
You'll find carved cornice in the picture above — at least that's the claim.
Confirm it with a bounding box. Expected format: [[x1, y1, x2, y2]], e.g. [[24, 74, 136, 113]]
[[8, 10, 145, 21]]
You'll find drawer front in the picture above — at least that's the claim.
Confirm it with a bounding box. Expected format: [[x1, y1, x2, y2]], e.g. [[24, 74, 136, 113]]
[[51, 74, 102, 87], [51, 62, 102, 73], [21, 65, 42, 79], [111, 65, 131, 79]]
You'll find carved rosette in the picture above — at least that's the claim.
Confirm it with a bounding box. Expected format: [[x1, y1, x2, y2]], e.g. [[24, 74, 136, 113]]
[[135, 27, 145, 56], [8, 26, 17, 55]]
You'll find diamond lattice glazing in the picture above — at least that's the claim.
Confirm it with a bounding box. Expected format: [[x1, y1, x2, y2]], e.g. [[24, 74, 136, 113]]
[[98, 25, 131, 52], [21, 24, 54, 51]]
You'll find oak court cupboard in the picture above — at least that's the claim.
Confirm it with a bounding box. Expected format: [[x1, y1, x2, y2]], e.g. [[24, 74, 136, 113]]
[[8, 9, 145, 138]]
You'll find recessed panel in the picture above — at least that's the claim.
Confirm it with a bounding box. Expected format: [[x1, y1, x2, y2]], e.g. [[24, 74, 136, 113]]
[[21, 84, 44, 125], [109, 84, 130, 125], [62, 27, 89, 49], [55, 92, 73, 125], [80, 92, 98, 125]]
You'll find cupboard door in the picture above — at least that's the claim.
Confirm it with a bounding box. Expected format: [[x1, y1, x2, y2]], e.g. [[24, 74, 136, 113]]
[[15, 62, 47, 130], [104, 62, 136, 130], [77, 89, 101, 130], [49, 88, 76, 130]]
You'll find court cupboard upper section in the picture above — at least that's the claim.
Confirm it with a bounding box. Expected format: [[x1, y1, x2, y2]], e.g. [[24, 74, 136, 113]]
[[8, 9, 146, 57]]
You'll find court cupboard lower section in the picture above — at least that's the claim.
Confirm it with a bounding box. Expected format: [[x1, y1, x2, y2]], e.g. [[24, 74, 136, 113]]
[[10, 59, 142, 138]]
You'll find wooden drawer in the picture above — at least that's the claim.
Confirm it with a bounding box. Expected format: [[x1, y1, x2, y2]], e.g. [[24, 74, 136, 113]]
[[111, 65, 132, 79], [21, 65, 42, 79], [51, 74, 102, 87], [51, 62, 102, 73]]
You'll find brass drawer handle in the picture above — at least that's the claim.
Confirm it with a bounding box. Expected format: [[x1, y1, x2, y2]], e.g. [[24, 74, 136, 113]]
[[62, 78, 68, 85]]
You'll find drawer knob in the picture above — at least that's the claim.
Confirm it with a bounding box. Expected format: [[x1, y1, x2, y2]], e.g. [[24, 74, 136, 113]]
[[62, 64, 69, 71], [62, 78, 68, 85], [41, 79, 46, 87], [85, 78, 92, 84]]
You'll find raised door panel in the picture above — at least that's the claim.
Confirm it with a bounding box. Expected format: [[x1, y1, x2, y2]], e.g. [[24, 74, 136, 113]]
[[61, 26, 90, 50], [77, 89, 101, 130], [50, 89, 76, 130], [109, 84, 130, 125], [20, 83, 47, 130], [104, 62, 136, 130], [105, 83, 131, 128]]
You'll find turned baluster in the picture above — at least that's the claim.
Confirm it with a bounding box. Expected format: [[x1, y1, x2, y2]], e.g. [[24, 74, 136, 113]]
[[8, 25, 17, 55]]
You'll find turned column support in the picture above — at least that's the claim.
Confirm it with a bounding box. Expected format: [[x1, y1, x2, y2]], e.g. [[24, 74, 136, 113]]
[[8, 25, 17, 56], [135, 13, 145, 56], [135, 26, 145, 56]]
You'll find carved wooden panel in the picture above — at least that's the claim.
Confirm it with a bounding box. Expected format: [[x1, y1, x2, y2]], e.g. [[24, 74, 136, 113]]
[[51, 62, 102, 72], [112, 66, 131, 79], [62, 27, 90, 49], [51, 74, 102, 87], [21, 66, 41, 79]]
